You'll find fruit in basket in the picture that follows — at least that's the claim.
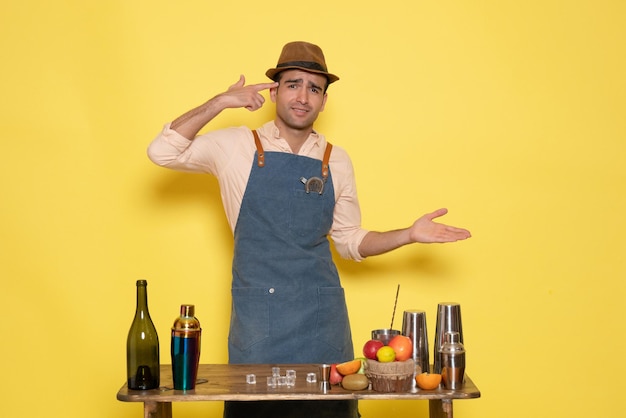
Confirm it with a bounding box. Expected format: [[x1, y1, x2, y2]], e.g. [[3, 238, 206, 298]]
[[362, 339, 385, 360], [376, 346, 396, 362], [341, 373, 369, 390], [387, 335, 413, 362], [356, 357, 366, 374], [330, 364, 343, 385], [336, 358, 362, 375], [415, 372, 442, 390]]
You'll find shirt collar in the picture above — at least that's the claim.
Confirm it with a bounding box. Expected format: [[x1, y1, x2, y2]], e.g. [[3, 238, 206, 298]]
[[261, 121, 323, 154]]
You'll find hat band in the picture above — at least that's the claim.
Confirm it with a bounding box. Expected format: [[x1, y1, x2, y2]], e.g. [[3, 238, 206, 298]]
[[277, 60, 327, 73]]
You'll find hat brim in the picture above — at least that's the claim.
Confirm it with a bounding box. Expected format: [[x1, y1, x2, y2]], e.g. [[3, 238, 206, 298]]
[[266, 66, 339, 84]]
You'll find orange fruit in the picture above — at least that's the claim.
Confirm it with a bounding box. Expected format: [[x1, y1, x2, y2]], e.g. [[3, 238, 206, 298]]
[[388, 335, 413, 361], [415, 373, 442, 390], [336, 359, 362, 375], [376, 346, 396, 363]]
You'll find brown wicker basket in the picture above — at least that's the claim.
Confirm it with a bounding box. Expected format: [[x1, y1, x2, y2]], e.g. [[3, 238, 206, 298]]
[[364, 359, 415, 392]]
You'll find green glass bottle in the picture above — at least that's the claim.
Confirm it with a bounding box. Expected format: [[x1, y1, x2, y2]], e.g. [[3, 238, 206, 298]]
[[126, 279, 160, 390]]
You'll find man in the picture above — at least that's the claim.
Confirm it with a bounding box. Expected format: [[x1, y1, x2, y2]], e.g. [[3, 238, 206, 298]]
[[148, 41, 471, 418]]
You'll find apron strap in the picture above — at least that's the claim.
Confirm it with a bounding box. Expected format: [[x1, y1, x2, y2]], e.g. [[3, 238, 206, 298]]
[[252, 130, 265, 167], [251, 129, 332, 180], [322, 142, 333, 181]]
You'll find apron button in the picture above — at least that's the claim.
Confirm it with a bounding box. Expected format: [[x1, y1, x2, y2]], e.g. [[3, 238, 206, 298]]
[[268, 287, 275, 294]]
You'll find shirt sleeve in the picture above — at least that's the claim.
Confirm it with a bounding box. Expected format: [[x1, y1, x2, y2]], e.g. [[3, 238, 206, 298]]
[[147, 124, 258, 232], [147, 123, 251, 175], [328, 146, 370, 261], [147, 123, 211, 173]]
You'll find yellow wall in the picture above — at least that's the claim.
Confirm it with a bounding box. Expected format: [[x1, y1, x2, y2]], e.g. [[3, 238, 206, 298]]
[[2, 1, 624, 417]]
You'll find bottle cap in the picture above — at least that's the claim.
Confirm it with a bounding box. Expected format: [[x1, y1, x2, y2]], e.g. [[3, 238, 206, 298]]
[[180, 304, 195, 317], [445, 331, 461, 344]]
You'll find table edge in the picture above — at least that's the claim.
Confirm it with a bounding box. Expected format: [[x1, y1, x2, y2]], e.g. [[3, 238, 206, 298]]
[[117, 364, 481, 403]]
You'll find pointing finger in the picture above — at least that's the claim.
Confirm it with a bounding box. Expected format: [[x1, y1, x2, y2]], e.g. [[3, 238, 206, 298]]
[[251, 81, 279, 92]]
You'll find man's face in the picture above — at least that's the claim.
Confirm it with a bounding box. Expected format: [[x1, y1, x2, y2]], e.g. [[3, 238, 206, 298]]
[[270, 69, 328, 132]]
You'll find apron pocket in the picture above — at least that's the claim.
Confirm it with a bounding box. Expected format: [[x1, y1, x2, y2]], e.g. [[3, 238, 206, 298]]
[[229, 287, 271, 352], [316, 287, 351, 352], [289, 190, 331, 237]]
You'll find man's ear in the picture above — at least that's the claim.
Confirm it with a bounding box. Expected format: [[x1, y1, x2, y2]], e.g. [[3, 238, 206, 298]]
[[320, 92, 328, 111], [269, 85, 278, 103]]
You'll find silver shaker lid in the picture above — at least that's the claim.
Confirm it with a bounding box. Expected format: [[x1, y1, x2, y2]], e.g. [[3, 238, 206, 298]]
[[439, 331, 465, 353]]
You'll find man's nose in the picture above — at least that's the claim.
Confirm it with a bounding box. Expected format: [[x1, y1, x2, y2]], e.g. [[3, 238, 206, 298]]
[[296, 90, 308, 104]]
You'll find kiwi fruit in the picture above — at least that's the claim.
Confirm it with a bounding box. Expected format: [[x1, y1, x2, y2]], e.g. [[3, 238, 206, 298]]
[[341, 374, 369, 391]]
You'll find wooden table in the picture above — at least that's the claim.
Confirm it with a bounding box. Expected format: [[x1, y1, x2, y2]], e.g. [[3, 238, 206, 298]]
[[117, 364, 480, 418]]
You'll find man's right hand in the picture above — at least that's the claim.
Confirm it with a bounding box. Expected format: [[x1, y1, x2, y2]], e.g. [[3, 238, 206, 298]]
[[219, 75, 278, 112], [170, 75, 278, 139]]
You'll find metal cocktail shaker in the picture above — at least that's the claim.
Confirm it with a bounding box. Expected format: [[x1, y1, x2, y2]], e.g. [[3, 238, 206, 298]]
[[171, 304, 202, 390], [440, 331, 465, 390], [401, 310, 429, 374], [371, 329, 401, 345], [402, 310, 430, 393], [433, 302, 463, 374]]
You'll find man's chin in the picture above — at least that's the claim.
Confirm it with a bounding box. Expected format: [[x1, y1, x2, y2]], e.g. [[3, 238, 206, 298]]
[[284, 119, 315, 131]]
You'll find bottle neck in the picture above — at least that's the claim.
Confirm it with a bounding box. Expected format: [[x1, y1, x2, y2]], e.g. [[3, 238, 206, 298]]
[[135, 281, 150, 317]]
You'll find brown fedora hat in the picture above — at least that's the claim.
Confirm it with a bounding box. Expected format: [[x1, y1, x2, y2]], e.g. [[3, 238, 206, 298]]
[[266, 41, 339, 84]]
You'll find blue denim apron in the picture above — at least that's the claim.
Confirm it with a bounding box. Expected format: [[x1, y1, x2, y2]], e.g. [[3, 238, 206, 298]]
[[224, 131, 358, 418]]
